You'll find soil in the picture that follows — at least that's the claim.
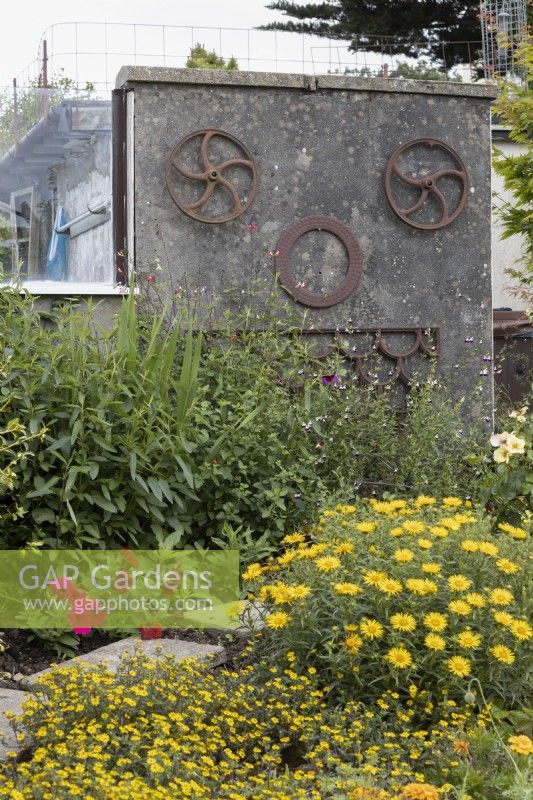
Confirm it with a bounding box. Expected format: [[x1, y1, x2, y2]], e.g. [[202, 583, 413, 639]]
[[0, 627, 246, 690]]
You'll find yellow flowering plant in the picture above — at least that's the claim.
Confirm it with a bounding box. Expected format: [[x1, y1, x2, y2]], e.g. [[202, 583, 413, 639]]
[[244, 497, 532, 708]]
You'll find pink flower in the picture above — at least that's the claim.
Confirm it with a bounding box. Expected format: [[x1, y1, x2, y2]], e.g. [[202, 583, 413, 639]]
[[73, 628, 92, 635]]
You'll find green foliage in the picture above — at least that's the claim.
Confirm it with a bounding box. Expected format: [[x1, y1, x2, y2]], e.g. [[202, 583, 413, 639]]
[[186, 43, 239, 70], [245, 498, 532, 709], [262, 0, 482, 66], [492, 37, 533, 313], [0, 287, 202, 549]]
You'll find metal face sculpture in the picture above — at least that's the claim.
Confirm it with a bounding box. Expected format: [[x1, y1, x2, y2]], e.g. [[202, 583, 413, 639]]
[[384, 138, 469, 230], [275, 215, 364, 308], [165, 129, 257, 223]]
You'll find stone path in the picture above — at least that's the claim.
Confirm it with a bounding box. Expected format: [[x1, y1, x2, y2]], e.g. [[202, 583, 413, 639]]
[[0, 637, 225, 760]]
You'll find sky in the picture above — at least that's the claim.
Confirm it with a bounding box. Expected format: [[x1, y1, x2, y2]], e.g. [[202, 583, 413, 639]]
[[0, 0, 289, 88]]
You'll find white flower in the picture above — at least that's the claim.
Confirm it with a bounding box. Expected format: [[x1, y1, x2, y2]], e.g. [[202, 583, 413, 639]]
[[490, 432, 507, 447], [509, 406, 528, 423]]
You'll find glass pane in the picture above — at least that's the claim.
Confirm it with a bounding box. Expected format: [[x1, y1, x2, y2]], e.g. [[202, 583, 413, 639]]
[[0, 84, 113, 285]]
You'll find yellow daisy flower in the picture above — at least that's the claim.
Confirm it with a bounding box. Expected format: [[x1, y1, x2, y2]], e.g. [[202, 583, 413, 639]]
[[281, 532, 306, 545], [423, 612, 448, 631], [334, 541, 354, 554], [442, 497, 463, 507], [421, 562, 441, 574], [490, 644, 515, 664], [414, 495, 437, 507], [344, 634, 363, 654], [424, 633, 446, 651], [429, 526, 449, 538], [315, 556, 341, 572], [456, 629, 482, 649], [448, 600, 472, 616], [460, 540, 479, 552], [385, 646, 413, 669], [360, 618, 384, 640], [447, 574, 472, 592], [242, 563, 263, 581], [393, 548, 415, 563], [509, 619, 532, 641], [402, 520, 426, 534], [490, 588, 514, 606], [417, 538, 433, 549], [465, 592, 486, 608], [391, 613, 416, 633], [478, 541, 499, 556], [376, 577, 403, 596], [493, 610, 514, 626], [333, 582, 362, 596], [406, 578, 438, 596], [446, 656, 471, 677], [265, 611, 290, 629], [495, 558, 520, 574], [356, 521, 378, 533], [401, 783, 440, 800]]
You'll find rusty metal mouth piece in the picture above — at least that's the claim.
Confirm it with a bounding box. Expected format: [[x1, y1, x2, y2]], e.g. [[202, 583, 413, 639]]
[[275, 215, 364, 308], [165, 128, 258, 224], [384, 138, 469, 230]]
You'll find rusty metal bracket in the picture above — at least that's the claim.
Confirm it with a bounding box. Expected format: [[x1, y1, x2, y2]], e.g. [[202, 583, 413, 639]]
[[303, 327, 441, 389], [165, 129, 257, 224], [384, 138, 469, 230], [275, 215, 364, 308]]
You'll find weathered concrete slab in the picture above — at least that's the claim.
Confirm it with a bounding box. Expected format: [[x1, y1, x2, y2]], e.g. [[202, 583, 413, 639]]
[[0, 689, 30, 759], [27, 637, 225, 684]]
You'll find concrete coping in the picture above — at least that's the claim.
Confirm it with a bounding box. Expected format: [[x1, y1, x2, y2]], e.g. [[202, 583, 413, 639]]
[[115, 65, 498, 100]]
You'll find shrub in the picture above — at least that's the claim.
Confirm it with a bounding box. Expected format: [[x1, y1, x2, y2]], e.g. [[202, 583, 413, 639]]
[[0, 288, 201, 549], [244, 496, 532, 708], [1, 646, 524, 799]]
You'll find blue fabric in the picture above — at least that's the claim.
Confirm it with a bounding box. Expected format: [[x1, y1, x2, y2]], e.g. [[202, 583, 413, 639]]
[[45, 207, 69, 280]]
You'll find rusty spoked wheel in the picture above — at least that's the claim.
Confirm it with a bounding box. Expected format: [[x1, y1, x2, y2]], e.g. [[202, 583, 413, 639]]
[[165, 129, 258, 224], [384, 138, 469, 230], [275, 215, 364, 308]]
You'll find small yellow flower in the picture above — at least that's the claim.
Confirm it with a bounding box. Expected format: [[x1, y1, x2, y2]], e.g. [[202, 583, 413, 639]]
[[429, 526, 449, 538], [266, 611, 290, 629], [509, 619, 532, 641], [447, 574, 472, 592], [498, 522, 527, 540], [423, 612, 448, 632], [421, 562, 441, 574], [385, 646, 413, 669], [417, 538, 433, 549], [401, 783, 440, 800], [356, 521, 378, 533], [360, 618, 384, 640], [414, 495, 437, 507], [406, 578, 438, 596], [442, 497, 463, 508], [424, 633, 446, 651], [465, 592, 486, 608], [448, 600, 472, 616], [363, 570, 388, 587], [493, 610, 514, 626], [456, 629, 482, 649], [490, 644, 515, 664], [461, 539, 479, 552], [478, 541, 499, 556], [390, 613, 416, 633], [508, 734, 533, 756], [446, 656, 471, 678], [333, 582, 362, 596], [344, 634, 363, 654], [376, 577, 403, 596], [394, 548, 415, 562], [334, 541, 354, 554], [242, 563, 263, 581], [490, 588, 514, 606], [496, 558, 520, 574], [281, 532, 306, 545], [315, 555, 341, 572], [402, 520, 426, 534]]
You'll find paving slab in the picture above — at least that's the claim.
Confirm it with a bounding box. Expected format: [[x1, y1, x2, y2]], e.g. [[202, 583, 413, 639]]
[[0, 689, 30, 759], [27, 637, 225, 684]]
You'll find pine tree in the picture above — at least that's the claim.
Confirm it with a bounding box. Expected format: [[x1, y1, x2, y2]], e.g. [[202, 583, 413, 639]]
[[261, 0, 482, 66]]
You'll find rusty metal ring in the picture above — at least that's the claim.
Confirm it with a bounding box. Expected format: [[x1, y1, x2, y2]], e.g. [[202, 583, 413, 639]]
[[275, 215, 364, 308], [165, 129, 258, 224], [384, 138, 469, 230]]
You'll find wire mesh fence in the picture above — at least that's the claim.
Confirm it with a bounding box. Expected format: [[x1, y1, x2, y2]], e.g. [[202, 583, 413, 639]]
[[9, 21, 489, 98], [479, 0, 528, 80]]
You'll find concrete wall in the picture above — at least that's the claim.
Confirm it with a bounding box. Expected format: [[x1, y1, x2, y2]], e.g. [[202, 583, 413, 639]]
[[117, 67, 496, 412]]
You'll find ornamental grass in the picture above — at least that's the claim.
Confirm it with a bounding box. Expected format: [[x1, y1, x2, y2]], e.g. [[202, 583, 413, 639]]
[[244, 496, 532, 708]]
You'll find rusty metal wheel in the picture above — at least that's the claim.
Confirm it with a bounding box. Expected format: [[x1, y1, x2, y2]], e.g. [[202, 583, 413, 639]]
[[275, 215, 364, 308], [165, 129, 258, 223], [384, 138, 469, 230]]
